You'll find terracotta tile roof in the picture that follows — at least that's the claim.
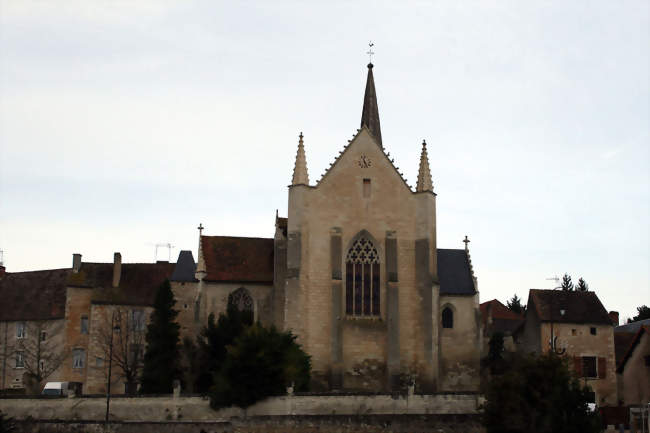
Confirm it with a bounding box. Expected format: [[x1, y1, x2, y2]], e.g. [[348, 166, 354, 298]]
[[68, 262, 175, 306], [201, 236, 274, 283], [0, 269, 69, 321], [617, 325, 650, 373], [528, 289, 612, 325], [480, 299, 525, 335]]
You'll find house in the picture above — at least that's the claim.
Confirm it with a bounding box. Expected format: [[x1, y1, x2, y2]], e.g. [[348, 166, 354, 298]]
[[616, 322, 650, 406], [519, 289, 618, 405], [480, 299, 524, 354]]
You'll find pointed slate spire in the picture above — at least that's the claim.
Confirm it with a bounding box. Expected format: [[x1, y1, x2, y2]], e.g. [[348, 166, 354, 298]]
[[360, 63, 382, 146], [291, 132, 309, 186], [416, 140, 434, 192]]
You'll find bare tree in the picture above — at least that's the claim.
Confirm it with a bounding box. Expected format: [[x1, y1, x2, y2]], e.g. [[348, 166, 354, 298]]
[[1, 320, 68, 394], [96, 307, 147, 395]]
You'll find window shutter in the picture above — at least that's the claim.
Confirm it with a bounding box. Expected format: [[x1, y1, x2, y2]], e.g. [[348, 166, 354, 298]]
[[573, 356, 583, 377], [598, 357, 607, 379]]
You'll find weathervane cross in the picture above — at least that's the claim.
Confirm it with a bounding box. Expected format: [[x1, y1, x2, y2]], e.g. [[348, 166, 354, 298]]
[[367, 41, 375, 64]]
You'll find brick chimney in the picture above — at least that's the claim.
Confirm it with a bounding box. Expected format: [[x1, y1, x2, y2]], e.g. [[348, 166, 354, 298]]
[[112, 252, 122, 288], [609, 311, 619, 326], [72, 253, 82, 273]]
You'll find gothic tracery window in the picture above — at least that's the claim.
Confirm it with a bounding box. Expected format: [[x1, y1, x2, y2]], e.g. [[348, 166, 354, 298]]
[[345, 236, 380, 316], [228, 287, 253, 312]]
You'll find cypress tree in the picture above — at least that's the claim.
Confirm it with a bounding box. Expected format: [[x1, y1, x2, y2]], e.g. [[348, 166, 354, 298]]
[[576, 278, 589, 292], [560, 273, 574, 291], [140, 279, 180, 394]]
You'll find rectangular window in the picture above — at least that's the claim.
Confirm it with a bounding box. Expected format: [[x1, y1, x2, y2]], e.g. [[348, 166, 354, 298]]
[[72, 349, 85, 369], [363, 179, 371, 198], [571, 329, 577, 336], [582, 356, 597, 378], [15, 351, 24, 368], [590, 327, 597, 335], [81, 316, 89, 334], [16, 322, 25, 339], [132, 310, 146, 332], [40, 331, 47, 341], [96, 357, 104, 367], [129, 344, 144, 366], [39, 359, 45, 373]]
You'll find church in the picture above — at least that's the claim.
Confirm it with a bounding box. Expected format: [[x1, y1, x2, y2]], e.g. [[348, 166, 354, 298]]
[[178, 62, 482, 393]]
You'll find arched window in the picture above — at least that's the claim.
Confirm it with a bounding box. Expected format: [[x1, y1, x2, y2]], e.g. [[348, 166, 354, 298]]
[[345, 235, 380, 316], [228, 287, 253, 312], [442, 307, 454, 329]]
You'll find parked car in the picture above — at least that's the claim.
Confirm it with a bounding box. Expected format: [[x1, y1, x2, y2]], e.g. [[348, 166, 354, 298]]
[[41, 382, 81, 397]]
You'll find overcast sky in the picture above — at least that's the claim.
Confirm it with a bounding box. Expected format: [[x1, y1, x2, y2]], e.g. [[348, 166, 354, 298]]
[[1, 1, 648, 321]]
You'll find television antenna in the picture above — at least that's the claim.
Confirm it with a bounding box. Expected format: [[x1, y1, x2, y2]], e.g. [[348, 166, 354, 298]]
[[546, 275, 560, 290], [0, 249, 4, 266], [146, 243, 175, 262]]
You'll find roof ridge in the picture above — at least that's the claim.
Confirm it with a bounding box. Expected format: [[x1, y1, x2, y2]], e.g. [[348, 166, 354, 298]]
[[201, 235, 273, 241], [3, 267, 70, 275]]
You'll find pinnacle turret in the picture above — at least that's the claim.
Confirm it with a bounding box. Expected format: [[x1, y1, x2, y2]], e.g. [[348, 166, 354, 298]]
[[291, 132, 309, 186], [360, 63, 382, 147], [416, 140, 433, 192]]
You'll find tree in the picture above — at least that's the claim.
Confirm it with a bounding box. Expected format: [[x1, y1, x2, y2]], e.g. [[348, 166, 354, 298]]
[[96, 307, 147, 395], [209, 323, 311, 409], [483, 353, 600, 433], [506, 294, 527, 315], [560, 273, 574, 291], [193, 303, 253, 394], [628, 305, 650, 323], [576, 278, 589, 292], [140, 279, 181, 394], [1, 320, 68, 394], [0, 410, 16, 433]]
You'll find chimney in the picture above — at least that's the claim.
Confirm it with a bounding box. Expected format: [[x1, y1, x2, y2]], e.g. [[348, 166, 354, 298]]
[[72, 253, 82, 273], [112, 252, 122, 288], [609, 311, 619, 327]]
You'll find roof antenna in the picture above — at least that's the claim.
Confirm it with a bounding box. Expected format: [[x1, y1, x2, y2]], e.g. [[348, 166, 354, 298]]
[[546, 275, 561, 290], [0, 249, 4, 266], [366, 41, 375, 65], [155, 243, 175, 262]]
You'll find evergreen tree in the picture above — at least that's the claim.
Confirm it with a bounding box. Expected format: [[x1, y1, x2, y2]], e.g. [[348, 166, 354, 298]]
[[210, 323, 311, 409], [576, 278, 589, 292], [560, 273, 574, 291], [194, 304, 253, 394], [140, 279, 180, 394], [629, 305, 650, 323], [506, 294, 527, 315], [484, 353, 600, 433]]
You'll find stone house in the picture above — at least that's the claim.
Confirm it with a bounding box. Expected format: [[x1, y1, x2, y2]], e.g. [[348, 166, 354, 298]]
[[186, 63, 482, 393], [616, 322, 650, 406], [0, 265, 68, 392], [519, 289, 618, 405], [479, 299, 524, 355]]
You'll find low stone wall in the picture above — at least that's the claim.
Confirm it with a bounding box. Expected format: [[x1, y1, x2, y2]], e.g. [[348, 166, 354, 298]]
[[0, 393, 480, 422], [13, 415, 485, 433]]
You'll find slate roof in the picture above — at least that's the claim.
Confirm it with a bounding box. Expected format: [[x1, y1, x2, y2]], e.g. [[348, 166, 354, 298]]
[[201, 236, 274, 283], [614, 331, 637, 368], [437, 249, 476, 295], [0, 269, 69, 321], [527, 289, 612, 325], [480, 299, 525, 335], [617, 325, 650, 373], [171, 250, 197, 282], [615, 318, 650, 334], [68, 262, 175, 306]]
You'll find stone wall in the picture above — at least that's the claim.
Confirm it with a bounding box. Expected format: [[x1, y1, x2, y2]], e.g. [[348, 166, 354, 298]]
[[0, 393, 480, 422]]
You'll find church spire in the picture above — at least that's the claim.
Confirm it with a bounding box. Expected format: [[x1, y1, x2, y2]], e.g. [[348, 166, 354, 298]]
[[416, 139, 434, 192], [360, 63, 382, 146], [291, 132, 309, 186]]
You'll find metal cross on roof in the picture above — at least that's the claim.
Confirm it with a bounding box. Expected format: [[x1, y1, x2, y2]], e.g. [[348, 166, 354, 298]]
[[197, 223, 204, 236], [367, 41, 375, 64], [463, 235, 470, 251]]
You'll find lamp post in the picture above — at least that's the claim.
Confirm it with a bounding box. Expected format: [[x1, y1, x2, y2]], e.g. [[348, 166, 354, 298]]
[[105, 312, 120, 424]]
